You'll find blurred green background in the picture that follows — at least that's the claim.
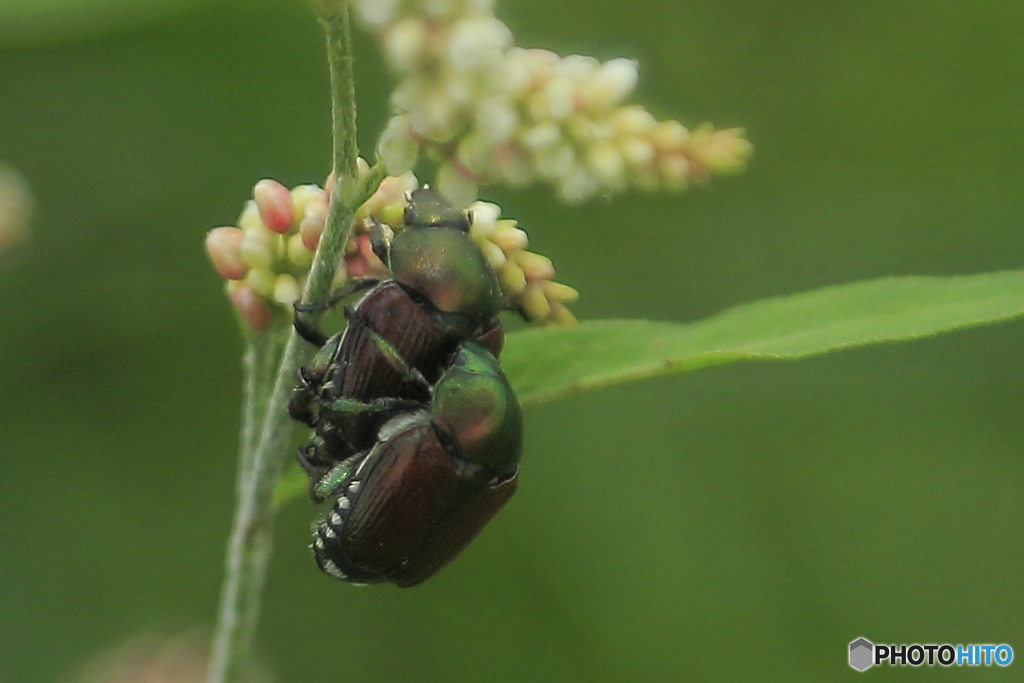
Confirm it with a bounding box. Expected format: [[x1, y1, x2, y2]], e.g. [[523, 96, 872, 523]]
[[1, 0, 1022, 681]]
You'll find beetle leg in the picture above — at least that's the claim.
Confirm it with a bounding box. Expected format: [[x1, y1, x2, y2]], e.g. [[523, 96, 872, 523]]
[[296, 442, 326, 479], [368, 218, 394, 265], [317, 395, 422, 421], [292, 278, 381, 346], [288, 366, 322, 426], [312, 451, 367, 501], [340, 305, 433, 392]]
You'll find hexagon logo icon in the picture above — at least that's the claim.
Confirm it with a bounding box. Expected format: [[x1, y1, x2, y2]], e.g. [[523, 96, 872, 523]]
[[849, 638, 874, 671]]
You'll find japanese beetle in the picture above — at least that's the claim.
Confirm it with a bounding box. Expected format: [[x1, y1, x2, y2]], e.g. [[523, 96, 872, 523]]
[[309, 342, 523, 587], [289, 188, 505, 475]]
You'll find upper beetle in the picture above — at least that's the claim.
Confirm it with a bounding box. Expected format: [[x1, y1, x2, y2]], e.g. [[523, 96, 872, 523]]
[[289, 188, 505, 476]]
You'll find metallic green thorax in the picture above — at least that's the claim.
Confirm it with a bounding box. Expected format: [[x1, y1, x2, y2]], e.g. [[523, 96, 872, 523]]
[[431, 343, 522, 476], [386, 189, 502, 326], [403, 188, 471, 231]]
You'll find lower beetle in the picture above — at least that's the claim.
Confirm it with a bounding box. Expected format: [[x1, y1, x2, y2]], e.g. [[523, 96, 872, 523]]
[[308, 342, 523, 587]]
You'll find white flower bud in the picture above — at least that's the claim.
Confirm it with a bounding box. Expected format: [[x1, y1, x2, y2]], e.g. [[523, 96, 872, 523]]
[[245, 268, 277, 297], [447, 17, 513, 73], [651, 120, 690, 149], [287, 233, 313, 268], [441, 70, 476, 107], [568, 115, 613, 143], [476, 98, 518, 143], [659, 154, 690, 189], [533, 141, 576, 180], [557, 167, 600, 203], [526, 90, 550, 124], [555, 54, 599, 84], [390, 77, 425, 114], [384, 18, 428, 73], [356, 156, 371, 178], [468, 200, 501, 235], [612, 105, 656, 135], [378, 114, 419, 175], [587, 58, 638, 109], [351, 0, 401, 30], [514, 251, 555, 281], [424, 0, 461, 20], [290, 184, 326, 222], [520, 283, 552, 321], [542, 75, 576, 121], [548, 301, 578, 328], [495, 144, 532, 186], [465, 0, 498, 13], [498, 260, 527, 296], [491, 223, 528, 251], [587, 139, 625, 187], [503, 50, 532, 98], [477, 238, 507, 268], [435, 162, 479, 208], [456, 131, 496, 178], [542, 280, 580, 303], [236, 201, 263, 233], [619, 136, 656, 168], [410, 89, 461, 143], [520, 121, 562, 150]]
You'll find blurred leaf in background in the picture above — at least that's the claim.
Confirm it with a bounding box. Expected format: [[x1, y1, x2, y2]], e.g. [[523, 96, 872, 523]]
[[1, 0, 1021, 682]]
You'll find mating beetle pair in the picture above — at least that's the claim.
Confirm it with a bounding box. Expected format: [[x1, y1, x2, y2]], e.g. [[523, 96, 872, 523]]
[[289, 189, 523, 587]]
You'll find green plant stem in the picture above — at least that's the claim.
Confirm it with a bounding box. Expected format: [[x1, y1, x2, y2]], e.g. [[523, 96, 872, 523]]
[[321, 0, 357, 181], [206, 2, 360, 682]]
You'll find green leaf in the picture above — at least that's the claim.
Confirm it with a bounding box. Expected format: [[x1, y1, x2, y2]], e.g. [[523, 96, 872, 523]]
[[503, 271, 1024, 406], [274, 270, 1024, 508]]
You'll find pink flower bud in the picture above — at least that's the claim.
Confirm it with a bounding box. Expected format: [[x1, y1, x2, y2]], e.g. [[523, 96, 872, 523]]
[[357, 233, 388, 273], [324, 172, 336, 203], [0, 166, 32, 254], [205, 227, 248, 280], [346, 234, 389, 279], [253, 179, 295, 234], [229, 283, 272, 332], [659, 153, 690, 189], [345, 253, 373, 279]]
